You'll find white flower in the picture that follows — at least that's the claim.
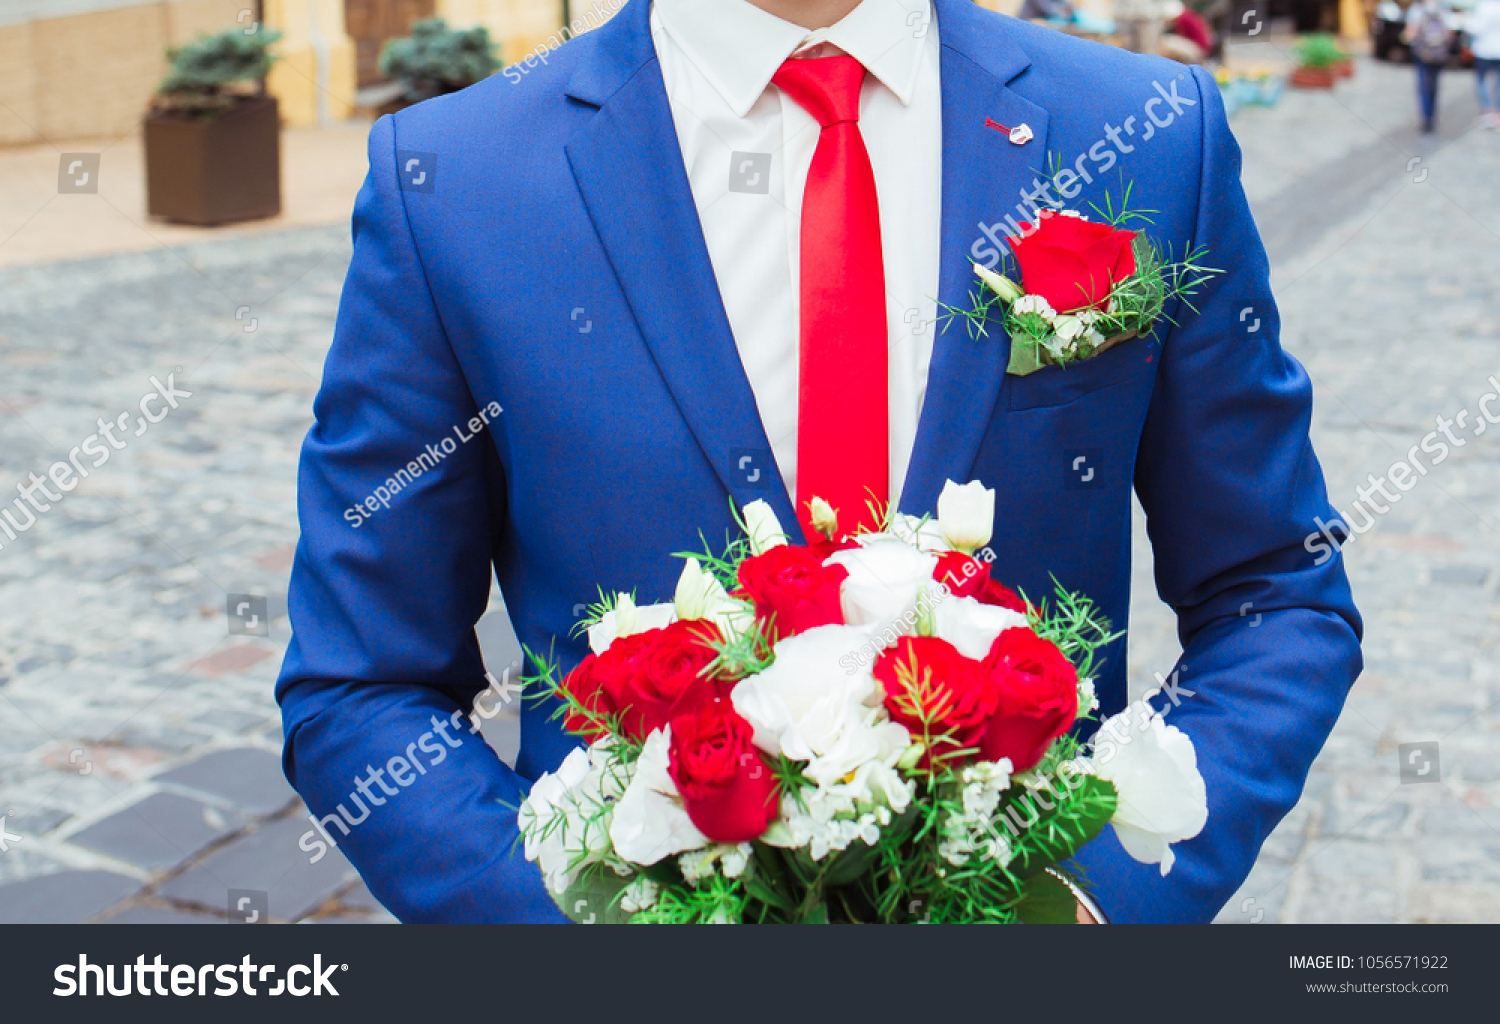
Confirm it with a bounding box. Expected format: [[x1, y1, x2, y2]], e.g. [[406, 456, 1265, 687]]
[[1093, 703, 1208, 876], [1085, 328, 1108, 348], [587, 592, 676, 655], [608, 727, 709, 865], [936, 479, 994, 553], [874, 513, 952, 553], [826, 539, 939, 637], [732, 625, 910, 787], [619, 877, 659, 913], [678, 842, 755, 884], [742, 499, 788, 555], [1077, 678, 1100, 716], [517, 744, 621, 894], [930, 595, 1028, 660], [1012, 294, 1056, 320], [1058, 209, 1087, 219], [673, 557, 750, 638], [1053, 314, 1086, 341], [974, 263, 1023, 303]]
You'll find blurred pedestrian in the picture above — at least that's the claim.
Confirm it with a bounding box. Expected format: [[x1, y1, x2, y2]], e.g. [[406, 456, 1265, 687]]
[[1471, 0, 1500, 127], [1405, 0, 1456, 132], [1019, 0, 1075, 21], [1114, 0, 1176, 53]]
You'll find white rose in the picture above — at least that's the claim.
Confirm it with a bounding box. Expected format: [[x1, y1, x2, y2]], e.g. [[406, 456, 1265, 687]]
[[608, 727, 709, 865], [826, 539, 939, 637], [742, 499, 788, 555], [587, 592, 676, 655], [930, 594, 1029, 660], [1093, 703, 1208, 876], [732, 625, 910, 787], [936, 479, 995, 554]]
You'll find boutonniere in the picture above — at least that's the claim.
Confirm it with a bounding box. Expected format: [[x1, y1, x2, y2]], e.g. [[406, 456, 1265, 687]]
[[941, 202, 1220, 376]]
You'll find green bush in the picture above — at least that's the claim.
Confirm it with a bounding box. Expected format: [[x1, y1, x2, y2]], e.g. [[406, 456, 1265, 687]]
[[1296, 32, 1348, 69], [379, 18, 500, 104], [156, 27, 282, 112]]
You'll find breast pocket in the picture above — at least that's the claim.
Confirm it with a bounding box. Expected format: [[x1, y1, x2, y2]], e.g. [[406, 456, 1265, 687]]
[[1006, 334, 1153, 411]]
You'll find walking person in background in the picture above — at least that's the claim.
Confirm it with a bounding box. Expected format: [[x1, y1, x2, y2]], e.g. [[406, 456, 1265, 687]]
[[1470, 0, 1500, 128], [1113, 0, 1173, 53], [1405, 0, 1455, 132]]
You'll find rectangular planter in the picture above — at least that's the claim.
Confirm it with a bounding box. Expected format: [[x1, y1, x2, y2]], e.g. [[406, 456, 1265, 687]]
[[144, 95, 281, 226]]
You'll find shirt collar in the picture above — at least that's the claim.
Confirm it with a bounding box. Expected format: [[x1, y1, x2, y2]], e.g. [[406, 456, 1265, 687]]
[[654, 0, 932, 117]]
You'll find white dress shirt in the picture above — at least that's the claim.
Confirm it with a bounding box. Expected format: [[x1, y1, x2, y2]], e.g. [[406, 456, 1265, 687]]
[[650, 0, 943, 504]]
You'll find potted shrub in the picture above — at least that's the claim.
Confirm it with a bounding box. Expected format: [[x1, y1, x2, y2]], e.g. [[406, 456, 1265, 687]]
[[377, 18, 500, 111], [1290, 33, 1349, 88], [144, 28, 283, 226]]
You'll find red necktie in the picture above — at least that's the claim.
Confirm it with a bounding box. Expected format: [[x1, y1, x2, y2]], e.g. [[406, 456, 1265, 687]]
[[773, 55, 888, 541]]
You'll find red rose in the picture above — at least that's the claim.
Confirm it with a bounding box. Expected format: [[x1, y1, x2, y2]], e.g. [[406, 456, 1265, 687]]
[[932, 552, 1027, 613], [560, 620, 727, 743], [978, 627, 1079, 772], [667, 699, 779, 843], [735, 544, 849, 641], [874, 636, 998, 769], [1008, 210, 1137, 313]]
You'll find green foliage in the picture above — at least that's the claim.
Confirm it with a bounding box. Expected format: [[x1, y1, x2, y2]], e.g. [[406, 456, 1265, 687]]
[[379, 18, 500, 104], [155, 28, 282, 111], [550, 863, 634, 924], [1296, 32, 1347, 69], [1023, 580, 1123, 683], [1014, 870, 1077, 923]]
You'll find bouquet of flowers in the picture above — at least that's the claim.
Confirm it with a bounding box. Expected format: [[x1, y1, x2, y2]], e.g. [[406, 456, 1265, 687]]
[[944, 200, 1219, 376], [516, 482, 1207, 923]]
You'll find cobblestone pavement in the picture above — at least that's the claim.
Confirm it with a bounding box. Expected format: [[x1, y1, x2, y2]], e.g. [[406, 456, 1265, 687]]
[[0, 53, 1496, 923]]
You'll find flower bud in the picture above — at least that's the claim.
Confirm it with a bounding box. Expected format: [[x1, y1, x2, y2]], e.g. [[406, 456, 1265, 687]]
[[936, 479, 994, 554], [808, 496, 838, 540], [974, 264, 1024, 303]]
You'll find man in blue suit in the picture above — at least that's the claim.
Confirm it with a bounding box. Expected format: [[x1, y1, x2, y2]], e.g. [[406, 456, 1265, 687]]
[[277, 0, 1360, 922]]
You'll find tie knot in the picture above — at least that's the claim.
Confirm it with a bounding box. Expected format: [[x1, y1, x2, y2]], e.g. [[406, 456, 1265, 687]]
[[772, 54, 866, 128]]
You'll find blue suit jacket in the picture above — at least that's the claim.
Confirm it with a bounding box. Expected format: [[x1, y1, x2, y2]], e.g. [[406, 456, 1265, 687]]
[[277, 0, 1361, 923]]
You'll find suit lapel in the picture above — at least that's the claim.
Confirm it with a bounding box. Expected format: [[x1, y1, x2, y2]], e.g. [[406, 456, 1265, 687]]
[[900, 0, 1050, 516], [563, 1, 801, 534]]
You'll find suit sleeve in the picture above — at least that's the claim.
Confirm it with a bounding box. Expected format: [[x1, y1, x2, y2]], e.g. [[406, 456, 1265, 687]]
[[1071, 66, 1363, 922], [275, 115, 568, 923]]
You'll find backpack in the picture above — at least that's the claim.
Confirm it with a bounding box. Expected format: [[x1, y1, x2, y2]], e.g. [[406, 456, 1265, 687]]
[[1412, 6, 1452, 63]]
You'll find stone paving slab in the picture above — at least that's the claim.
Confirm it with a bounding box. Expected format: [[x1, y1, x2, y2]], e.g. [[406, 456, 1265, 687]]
[[68, 791, 244, 871], [0, 870, 141, 924], [100, 904, 225, 924], [154, 816, 359, 923], [154, 747, 298, 818]]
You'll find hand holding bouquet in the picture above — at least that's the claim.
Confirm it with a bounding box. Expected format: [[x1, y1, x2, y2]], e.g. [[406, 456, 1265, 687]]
[[517, 482, 1207, 923]]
